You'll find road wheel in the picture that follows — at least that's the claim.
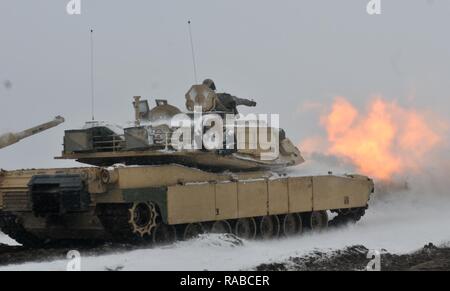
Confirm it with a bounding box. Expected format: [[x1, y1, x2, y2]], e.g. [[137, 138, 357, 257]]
[[152, 223, 177, 245], [280, 213, 302, 237], [234, 218, 257, 240], [210, 220, 232, 234], [182, 223, 205, 240], [305, 211, 328, 231], [258, 215, 280, 239]]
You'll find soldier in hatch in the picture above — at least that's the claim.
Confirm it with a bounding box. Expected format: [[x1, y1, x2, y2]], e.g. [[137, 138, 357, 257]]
[[202, 79, 257, 114]]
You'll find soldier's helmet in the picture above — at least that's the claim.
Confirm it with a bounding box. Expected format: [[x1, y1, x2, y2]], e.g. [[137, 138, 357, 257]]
[[202, 79, 216, 91]]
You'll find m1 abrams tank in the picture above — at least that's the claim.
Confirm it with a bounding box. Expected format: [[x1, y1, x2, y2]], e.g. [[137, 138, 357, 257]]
[[0, 83, 374, 247]]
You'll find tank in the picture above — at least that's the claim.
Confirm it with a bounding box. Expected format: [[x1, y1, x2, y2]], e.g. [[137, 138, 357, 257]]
[[0, 116, 65, 149], [0, 84, 374, 247]]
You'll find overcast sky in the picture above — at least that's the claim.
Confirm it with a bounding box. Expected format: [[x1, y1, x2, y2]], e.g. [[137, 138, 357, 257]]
[[1, 0, 449, 169]]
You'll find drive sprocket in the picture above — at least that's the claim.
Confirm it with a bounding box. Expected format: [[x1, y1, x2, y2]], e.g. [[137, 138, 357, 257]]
[[128, 202, 159, 237]]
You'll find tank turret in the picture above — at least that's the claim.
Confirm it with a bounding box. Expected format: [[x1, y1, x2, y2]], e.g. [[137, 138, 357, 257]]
[[59, 84, 303, 171], [0, 116, 65, 149]]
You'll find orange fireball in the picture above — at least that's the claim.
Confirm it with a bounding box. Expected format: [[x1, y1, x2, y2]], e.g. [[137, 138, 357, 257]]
[[321, 97, 441, 180]]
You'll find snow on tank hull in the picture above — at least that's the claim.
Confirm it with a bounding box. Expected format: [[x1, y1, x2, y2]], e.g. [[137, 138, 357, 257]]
[[0, 164, 374, 246]]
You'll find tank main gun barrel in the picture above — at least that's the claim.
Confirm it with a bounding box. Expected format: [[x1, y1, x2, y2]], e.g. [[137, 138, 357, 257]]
[[0, 116, 65, 149]]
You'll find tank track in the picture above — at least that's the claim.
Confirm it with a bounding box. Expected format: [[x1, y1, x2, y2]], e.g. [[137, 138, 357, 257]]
[[96, 203, 368, 243], [328, 206, 367, 227], [0, 205, 368, 247], [96, 203, 145, 242], [0, 212, 48, 248]]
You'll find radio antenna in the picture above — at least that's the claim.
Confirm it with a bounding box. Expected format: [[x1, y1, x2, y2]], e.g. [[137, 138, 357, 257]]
[[90, 29, 95, 121], [187, 20, 198, 84]]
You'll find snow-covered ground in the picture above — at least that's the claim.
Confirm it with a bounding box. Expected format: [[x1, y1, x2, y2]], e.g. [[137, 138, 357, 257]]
[[0, 233, 19, 246], [1, 190, 449, 271]]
